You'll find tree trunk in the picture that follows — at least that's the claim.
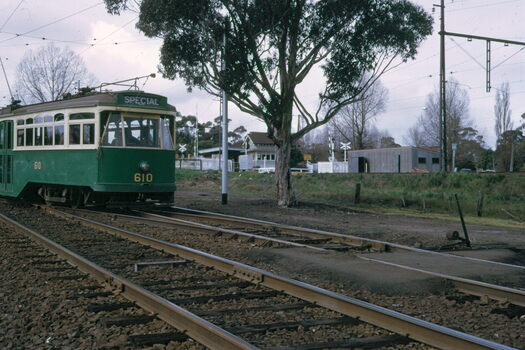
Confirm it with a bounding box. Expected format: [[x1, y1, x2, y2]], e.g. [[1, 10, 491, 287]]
[[275, 132, 295, 207]]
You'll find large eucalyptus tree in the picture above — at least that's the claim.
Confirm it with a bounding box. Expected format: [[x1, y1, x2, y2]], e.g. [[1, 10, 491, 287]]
[[105, 0, 432, 206]]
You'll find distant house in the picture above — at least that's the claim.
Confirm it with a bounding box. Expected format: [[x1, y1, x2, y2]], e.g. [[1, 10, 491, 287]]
[[198, 142, 245, 163], [240, 132, 277, 170], [348, 146, 441, 173]]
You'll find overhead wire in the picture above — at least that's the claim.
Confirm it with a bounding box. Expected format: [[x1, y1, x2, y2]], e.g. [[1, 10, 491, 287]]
[[0, 0, 24, 32], [0, 2, 103, 44], [448, 0, 522, 12]]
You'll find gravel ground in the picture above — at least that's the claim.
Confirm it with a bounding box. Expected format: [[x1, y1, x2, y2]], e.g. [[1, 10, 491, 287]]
[[0, 220, 204, 349], [51, 206, 525, 349], [0, 200, 423, 349]]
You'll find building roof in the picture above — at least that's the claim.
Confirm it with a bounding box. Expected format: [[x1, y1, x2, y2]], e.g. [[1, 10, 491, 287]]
[[199, 146, 245, 154], [347, 146, 440, 154], [247, 132, 274, 145]]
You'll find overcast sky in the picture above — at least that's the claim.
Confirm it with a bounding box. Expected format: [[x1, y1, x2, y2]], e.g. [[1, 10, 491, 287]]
[[1, 0, 524, 148]]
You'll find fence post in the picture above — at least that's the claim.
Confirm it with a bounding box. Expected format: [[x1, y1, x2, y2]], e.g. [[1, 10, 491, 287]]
[[354, 183, 361, 205], [477, 192, 484, 217]]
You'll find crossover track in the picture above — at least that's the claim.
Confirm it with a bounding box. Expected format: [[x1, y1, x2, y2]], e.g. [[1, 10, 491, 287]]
[[151, 206, 525, 271], [101, 206, 525, 307], [13, 204, 514, 350]]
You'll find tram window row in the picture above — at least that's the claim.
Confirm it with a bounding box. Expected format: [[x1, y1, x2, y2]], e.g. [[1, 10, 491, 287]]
[[15, 112, 95, 148]]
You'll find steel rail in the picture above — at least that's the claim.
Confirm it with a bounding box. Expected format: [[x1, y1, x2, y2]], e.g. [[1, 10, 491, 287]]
[[41, 206, 517, 350], [0, 211, 258, 350], [165, 206, 525, 271], [358, 256, 525, 307], [92, 209, 327, 251], [100, 208, 525, 307]]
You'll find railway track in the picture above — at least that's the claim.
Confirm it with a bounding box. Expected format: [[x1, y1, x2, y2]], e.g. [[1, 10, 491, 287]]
[[93, 205, 525, 308], [0, 203, 519, 350]]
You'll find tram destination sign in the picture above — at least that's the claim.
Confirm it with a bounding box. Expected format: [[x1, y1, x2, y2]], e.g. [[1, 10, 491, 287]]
[[117, 93, 168, 110]]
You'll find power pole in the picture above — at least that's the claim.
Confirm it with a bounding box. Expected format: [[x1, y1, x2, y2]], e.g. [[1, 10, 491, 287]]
[[221, 21, 229, 205], [438, 0, 447, 172]]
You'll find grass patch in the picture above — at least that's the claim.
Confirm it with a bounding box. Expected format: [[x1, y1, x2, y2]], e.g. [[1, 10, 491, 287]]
[[175, 169, 525, 226]]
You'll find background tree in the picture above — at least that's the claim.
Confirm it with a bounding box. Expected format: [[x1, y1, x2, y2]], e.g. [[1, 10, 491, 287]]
[[405, 79, 482, 169], [177, 115, 247, 158], [329, 78, 388, 149], [15, 43, 95, 104], [495, 129, 524, 172], [105, 0, 432, 206], [494, 82, 513, 141]]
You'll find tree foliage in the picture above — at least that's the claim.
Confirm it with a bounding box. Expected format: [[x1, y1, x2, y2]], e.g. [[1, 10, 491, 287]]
[[104, 0, 432, 205], [15, 43, 95, 104]]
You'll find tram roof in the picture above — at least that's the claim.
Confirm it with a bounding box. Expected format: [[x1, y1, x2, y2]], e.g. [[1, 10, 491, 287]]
[[0, 91, 176, 117]]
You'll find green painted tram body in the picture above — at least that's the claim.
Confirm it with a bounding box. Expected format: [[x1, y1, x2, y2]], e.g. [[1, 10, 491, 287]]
[[0, 91, 177, 204]]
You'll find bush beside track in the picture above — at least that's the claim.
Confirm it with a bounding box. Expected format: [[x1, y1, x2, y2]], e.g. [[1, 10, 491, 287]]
[[176, 170, 525, 224]]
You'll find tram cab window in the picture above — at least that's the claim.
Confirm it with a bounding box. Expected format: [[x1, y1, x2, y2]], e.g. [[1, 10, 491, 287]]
[[69, 125, 81, 145], [83, 124, 95, 144], [101, 113, 123, 146], [123, 116, 160, 147], [54, 125, 64, 145], [161, 117, 174, 149]]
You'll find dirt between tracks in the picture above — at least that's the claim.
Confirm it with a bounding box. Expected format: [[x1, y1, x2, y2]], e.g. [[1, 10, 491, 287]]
[[174, 190, 525, 249], [174, 189, 525, 291]]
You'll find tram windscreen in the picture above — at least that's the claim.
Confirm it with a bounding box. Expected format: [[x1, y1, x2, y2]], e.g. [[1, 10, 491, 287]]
[[101, 113, 173, 149]]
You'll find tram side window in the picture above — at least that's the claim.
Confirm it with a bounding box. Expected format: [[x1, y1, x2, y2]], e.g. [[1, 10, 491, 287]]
[[44, 126, 53, 146], [69, 125, 81, 145], [54, 125, 64, 145], [35, 127, 43, 146], [17, 129, 24, 146], [83, 124, 95, 144], [70, 113, 95, 120], [25, 128, 33, 146]]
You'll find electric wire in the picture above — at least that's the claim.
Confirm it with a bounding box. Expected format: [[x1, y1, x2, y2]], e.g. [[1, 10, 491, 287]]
[[0, 0, 24, 32], [0, 2, 103, 44], [448, 0, 522, 12]]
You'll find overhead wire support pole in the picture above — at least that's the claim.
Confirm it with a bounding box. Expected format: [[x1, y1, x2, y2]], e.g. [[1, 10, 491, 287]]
[[486, 40, 491, 93], [435, 6, 525, 171], [437, 0, 447, 172], [221, 19, 229, 205]]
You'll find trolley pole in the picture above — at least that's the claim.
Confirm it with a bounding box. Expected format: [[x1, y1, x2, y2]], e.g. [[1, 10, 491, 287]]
[[221, 23, 229, 205]]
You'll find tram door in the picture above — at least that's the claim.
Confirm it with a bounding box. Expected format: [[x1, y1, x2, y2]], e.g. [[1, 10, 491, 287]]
[[0, 121, 14, 193]]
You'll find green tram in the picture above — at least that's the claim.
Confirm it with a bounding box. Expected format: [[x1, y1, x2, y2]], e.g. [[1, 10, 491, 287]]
[[0, 91, 176, 206]]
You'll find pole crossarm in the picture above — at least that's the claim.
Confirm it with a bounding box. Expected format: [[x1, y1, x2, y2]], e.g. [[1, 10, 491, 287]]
[[443, 32, 525, 47]]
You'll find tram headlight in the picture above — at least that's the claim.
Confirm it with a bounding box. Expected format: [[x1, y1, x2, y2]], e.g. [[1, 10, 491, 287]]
[[139, 161, 150, 172]]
